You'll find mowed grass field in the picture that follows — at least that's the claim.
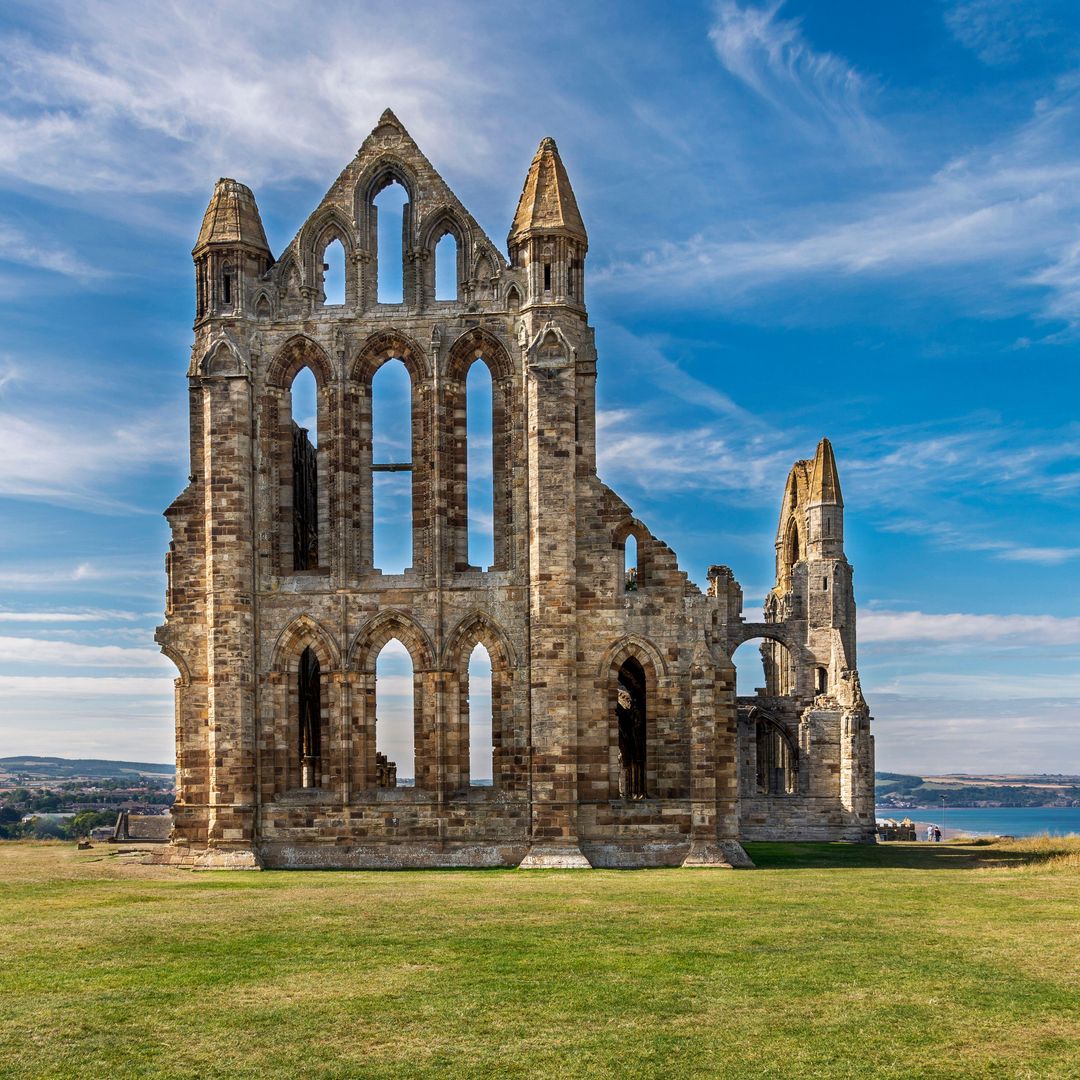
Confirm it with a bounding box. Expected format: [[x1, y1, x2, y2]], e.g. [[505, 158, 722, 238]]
[[1, 840, 1078, 1080]]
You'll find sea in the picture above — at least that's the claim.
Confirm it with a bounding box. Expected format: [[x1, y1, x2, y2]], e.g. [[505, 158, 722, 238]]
[[876, 805, 1080, 838]]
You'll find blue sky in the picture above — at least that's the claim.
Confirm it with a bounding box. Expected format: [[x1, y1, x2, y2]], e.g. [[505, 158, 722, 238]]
[[0, 0, 1077, 773]]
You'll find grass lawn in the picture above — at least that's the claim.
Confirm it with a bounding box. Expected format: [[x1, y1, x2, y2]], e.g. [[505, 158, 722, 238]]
[[0, 839, 1078, 1079]]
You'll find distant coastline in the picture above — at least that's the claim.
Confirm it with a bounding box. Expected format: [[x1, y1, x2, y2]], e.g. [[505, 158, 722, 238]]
[[877, 805, 1080, 839], [876, 771, 1080, 810]]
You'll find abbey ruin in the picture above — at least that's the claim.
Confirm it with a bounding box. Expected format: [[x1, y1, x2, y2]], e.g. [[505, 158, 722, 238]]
[[155, 110, 875, 869]]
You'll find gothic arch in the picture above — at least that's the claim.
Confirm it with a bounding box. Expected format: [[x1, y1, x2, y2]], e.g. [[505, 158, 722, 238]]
[[351, 329, 430, 384], [727, 623, 800, 656], [730, 630, 804, 700], [159, 643, 191, 686], [301, 206, 355, 282], [266, 335, 334, 389], [443, 328, 515, 571], [600, 636, 664, 801], [444, 327, 515, 382], [598, 634, 668, 682], [348, 610, 436, 673], [441, 609, 516, 672], [271, 614, 341, 672], [274, 251, 301, 294], [786, 518, 803, 565], [201, 337, 244, 377], [747, 707, 799, 795], [354, 155, 419, 225], [252, 289, 274, 320], [419, 205, 470, 251], [304, 207, 355, 253], [354, 154, 418, 273], [472, 247, 498, 279]]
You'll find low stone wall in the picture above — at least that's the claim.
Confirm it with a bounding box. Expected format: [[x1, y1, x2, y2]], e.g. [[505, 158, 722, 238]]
[[740, 794, 874, 842]]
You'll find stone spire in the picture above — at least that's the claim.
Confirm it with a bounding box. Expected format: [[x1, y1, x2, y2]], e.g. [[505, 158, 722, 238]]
[[809, 437, 843, 507], [194, 178, 270, 257], [509, 137, 587, 247]]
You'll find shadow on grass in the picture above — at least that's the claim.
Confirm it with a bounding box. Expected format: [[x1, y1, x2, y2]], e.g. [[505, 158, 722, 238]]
[[744, 840, 1066, 871]]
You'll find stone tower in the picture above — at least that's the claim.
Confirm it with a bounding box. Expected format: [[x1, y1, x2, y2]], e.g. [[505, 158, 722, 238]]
[[156, 110, 875, 869]]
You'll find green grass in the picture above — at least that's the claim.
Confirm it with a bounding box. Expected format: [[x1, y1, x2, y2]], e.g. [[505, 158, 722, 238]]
[[0, 839, 1078, 1079]]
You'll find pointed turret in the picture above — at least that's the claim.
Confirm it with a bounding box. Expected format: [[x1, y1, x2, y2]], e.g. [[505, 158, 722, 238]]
[[508, 138, 588, 311], [194, 178, 271, 257], [509, 138, 587, 246], [193, 178, 271, 322], [806, 437, 844, 560], [808, 437, 843, 508]]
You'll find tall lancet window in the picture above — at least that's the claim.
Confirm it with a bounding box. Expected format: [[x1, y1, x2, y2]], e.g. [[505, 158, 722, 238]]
[[616, 657, 647, 799], [298, 646, 322, 789], [374, 181, 408, 303], [291, 367, 319, 571], [466, 359, 494, 569]]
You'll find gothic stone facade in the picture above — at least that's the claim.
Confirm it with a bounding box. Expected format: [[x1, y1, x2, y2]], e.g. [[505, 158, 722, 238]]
[[156, 110, 875, 870]]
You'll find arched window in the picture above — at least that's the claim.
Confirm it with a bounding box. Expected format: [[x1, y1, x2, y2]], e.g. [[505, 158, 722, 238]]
[[468, 642, 493, 787], [786, 520, 801, 568], [371, 359, 413, 574], [297, 646, 322, 788], [466, 360, 494, 570], [506, 285, 521, 311], [374, 182, 408, 303], [616, 657, 647, 799], [623, 534, 638, 592], [732, 637, 798, 698], [290, 367, 319, 571], [815, 666, 828, 694], [221, 263, 234, 307], [375, 638, 414, 787], [321, 238, 345, 305], [435, 232, 458, 301], [756, 718, 797, 795]]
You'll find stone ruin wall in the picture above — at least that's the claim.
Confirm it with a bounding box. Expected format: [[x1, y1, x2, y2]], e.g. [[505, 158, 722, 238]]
[[156, 111, 876, 869]]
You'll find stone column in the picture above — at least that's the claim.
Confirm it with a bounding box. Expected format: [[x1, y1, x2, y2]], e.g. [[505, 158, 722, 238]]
[[200, 372, 259, 866], [682, 649, 753, 868], [519, 326, 590, 868]]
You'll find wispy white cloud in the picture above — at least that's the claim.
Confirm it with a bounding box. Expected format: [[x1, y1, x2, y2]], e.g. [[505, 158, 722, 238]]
[[944, 0, 1055, 66], [0, 402, 184, 511], [0, 220, 99, 279], [0, 559, 162, 590], [596, 407, 793, 498], [872, 669, 1080, 701], [870, 693, 1079, 773], [861, 610, 1080, 645], [0, 674, 172, 695], [0, 1, 504, 196], [0, 675, 174, 760], [0, 355, 21, 394], [0, 609, 140, 623], [0, 635, 171, 669], [708, 1, 886, 154], [597, 80, 1080, 333], [878, 517, 1080, 566]]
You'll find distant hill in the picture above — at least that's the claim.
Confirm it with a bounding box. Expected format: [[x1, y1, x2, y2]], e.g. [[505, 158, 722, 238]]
[[0, 757, 174, 780], [875, 771, 1080, 808]]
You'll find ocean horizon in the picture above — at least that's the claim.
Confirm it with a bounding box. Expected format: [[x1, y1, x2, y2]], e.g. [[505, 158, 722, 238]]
[[876, 805, 1080, 838]]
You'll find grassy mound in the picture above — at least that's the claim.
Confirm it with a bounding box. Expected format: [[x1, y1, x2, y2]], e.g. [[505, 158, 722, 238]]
[[0, 839, 1077, 1079]]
